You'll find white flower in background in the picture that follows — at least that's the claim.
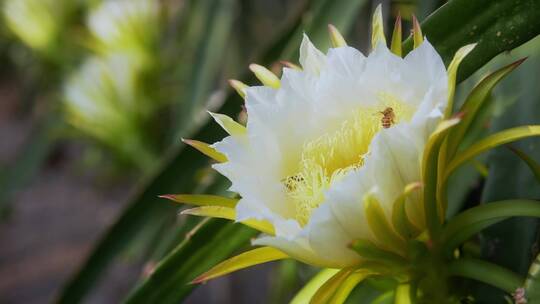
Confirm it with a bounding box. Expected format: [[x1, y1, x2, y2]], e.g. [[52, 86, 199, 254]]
[[88, 0, 160, 60], [3, 0, 71, 52], [63, 0, 163, 170], [63, 54, 155, 168]]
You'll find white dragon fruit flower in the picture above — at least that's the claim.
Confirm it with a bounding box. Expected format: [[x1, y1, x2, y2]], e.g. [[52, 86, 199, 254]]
[[166, 5, 475, 286]]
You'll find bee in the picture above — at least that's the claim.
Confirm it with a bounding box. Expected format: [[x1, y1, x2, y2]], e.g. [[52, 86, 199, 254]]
[[379, 107, 395, 129]]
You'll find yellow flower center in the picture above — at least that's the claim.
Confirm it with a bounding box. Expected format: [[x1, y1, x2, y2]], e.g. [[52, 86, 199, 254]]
[[284, 93, 414, 226]]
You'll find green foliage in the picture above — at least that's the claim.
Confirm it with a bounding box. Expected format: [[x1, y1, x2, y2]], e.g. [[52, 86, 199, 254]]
[[475, 36, 540, 303], [403, 0, 540, 82], [123, 219, 256, 304]]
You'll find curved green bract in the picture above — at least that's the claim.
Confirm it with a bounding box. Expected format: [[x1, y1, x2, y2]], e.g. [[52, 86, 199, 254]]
[[447, 258, 523, 294], [441, 200, 540, 253], [446, 59, 525, 158], [422, 118, 461, 238], [290, 269, 340, 304], [445, 125, 540, 177], [508, 146, 540, 184], [403, 0, 540, 82]]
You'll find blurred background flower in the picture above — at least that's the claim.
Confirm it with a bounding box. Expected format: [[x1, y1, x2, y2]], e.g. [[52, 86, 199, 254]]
[[3, 0, 73, 55], [0, 0, 539, 303], [63, 54, 157, 171], [87, 0, 160, 65], [62, 0, 163, 172]]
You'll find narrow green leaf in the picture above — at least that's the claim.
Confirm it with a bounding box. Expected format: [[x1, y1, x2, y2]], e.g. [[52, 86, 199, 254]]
[[445, 125, 540, 178], [446, 58, 526, 158], [447, 258, 523, 294], [508, 146, 540, 184], [172, 0, 236, 138], [441, 200, 540, 254], [0, 112, 61, 217], [181, 206, 275, 235], [444, 43, 476, 119], [310, 268, 354, 304], [290, 269, 340, 304], [422, 118, 461, 238], [330, 271, 369, 304], [279, 0, 368, 59], [190, 246, 288, 283], [402, 0, 540, 82], [476, 41, 540, 302], [123, 220, 257, 304], [160, 194, 238, 208]]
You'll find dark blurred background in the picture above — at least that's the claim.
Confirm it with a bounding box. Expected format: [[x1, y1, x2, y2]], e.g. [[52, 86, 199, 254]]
[[1, 0, 539, 303]]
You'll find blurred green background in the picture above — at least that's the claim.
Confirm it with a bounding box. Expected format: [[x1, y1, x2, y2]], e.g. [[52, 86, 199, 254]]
[[0, 0, 538, 303]]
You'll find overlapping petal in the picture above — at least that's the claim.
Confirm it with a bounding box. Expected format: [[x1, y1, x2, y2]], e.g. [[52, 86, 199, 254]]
[[210, 34, 449, 267]]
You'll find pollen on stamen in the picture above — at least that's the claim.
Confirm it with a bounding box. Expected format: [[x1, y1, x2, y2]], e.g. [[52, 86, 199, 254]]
[[283, 94, 415, 226]]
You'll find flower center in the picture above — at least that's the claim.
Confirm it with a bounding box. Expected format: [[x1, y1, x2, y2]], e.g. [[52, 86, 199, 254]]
[[284, 94, 414, 226]]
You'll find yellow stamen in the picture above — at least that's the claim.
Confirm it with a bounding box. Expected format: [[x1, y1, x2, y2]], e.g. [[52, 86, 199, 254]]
[[284, 95, 414, 226]]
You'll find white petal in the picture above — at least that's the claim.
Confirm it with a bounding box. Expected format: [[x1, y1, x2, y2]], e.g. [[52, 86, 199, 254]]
[[403, 39, 448, 110], [212, 135, 295, 220], [305, 203, 363, 267], [367, 125, 426, 226], [299, 34, 326, 75], [206, 27, 450, 269], [303, 120, 432, 265], [315, 47, 368, 112]]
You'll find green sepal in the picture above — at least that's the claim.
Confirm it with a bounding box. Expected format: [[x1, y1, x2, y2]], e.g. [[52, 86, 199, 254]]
[[390, 13, 402, 57], [508, 146, 540, 184], [422, 118, 461, 238], [447, 258, 522, 294], [391, 183, 422, 240], [350, 239, 407, 267], [364, 193, 407, 255], [445, 125, 540, 177], [440, 199, 540, 254], [446, 58, 526, 158]]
